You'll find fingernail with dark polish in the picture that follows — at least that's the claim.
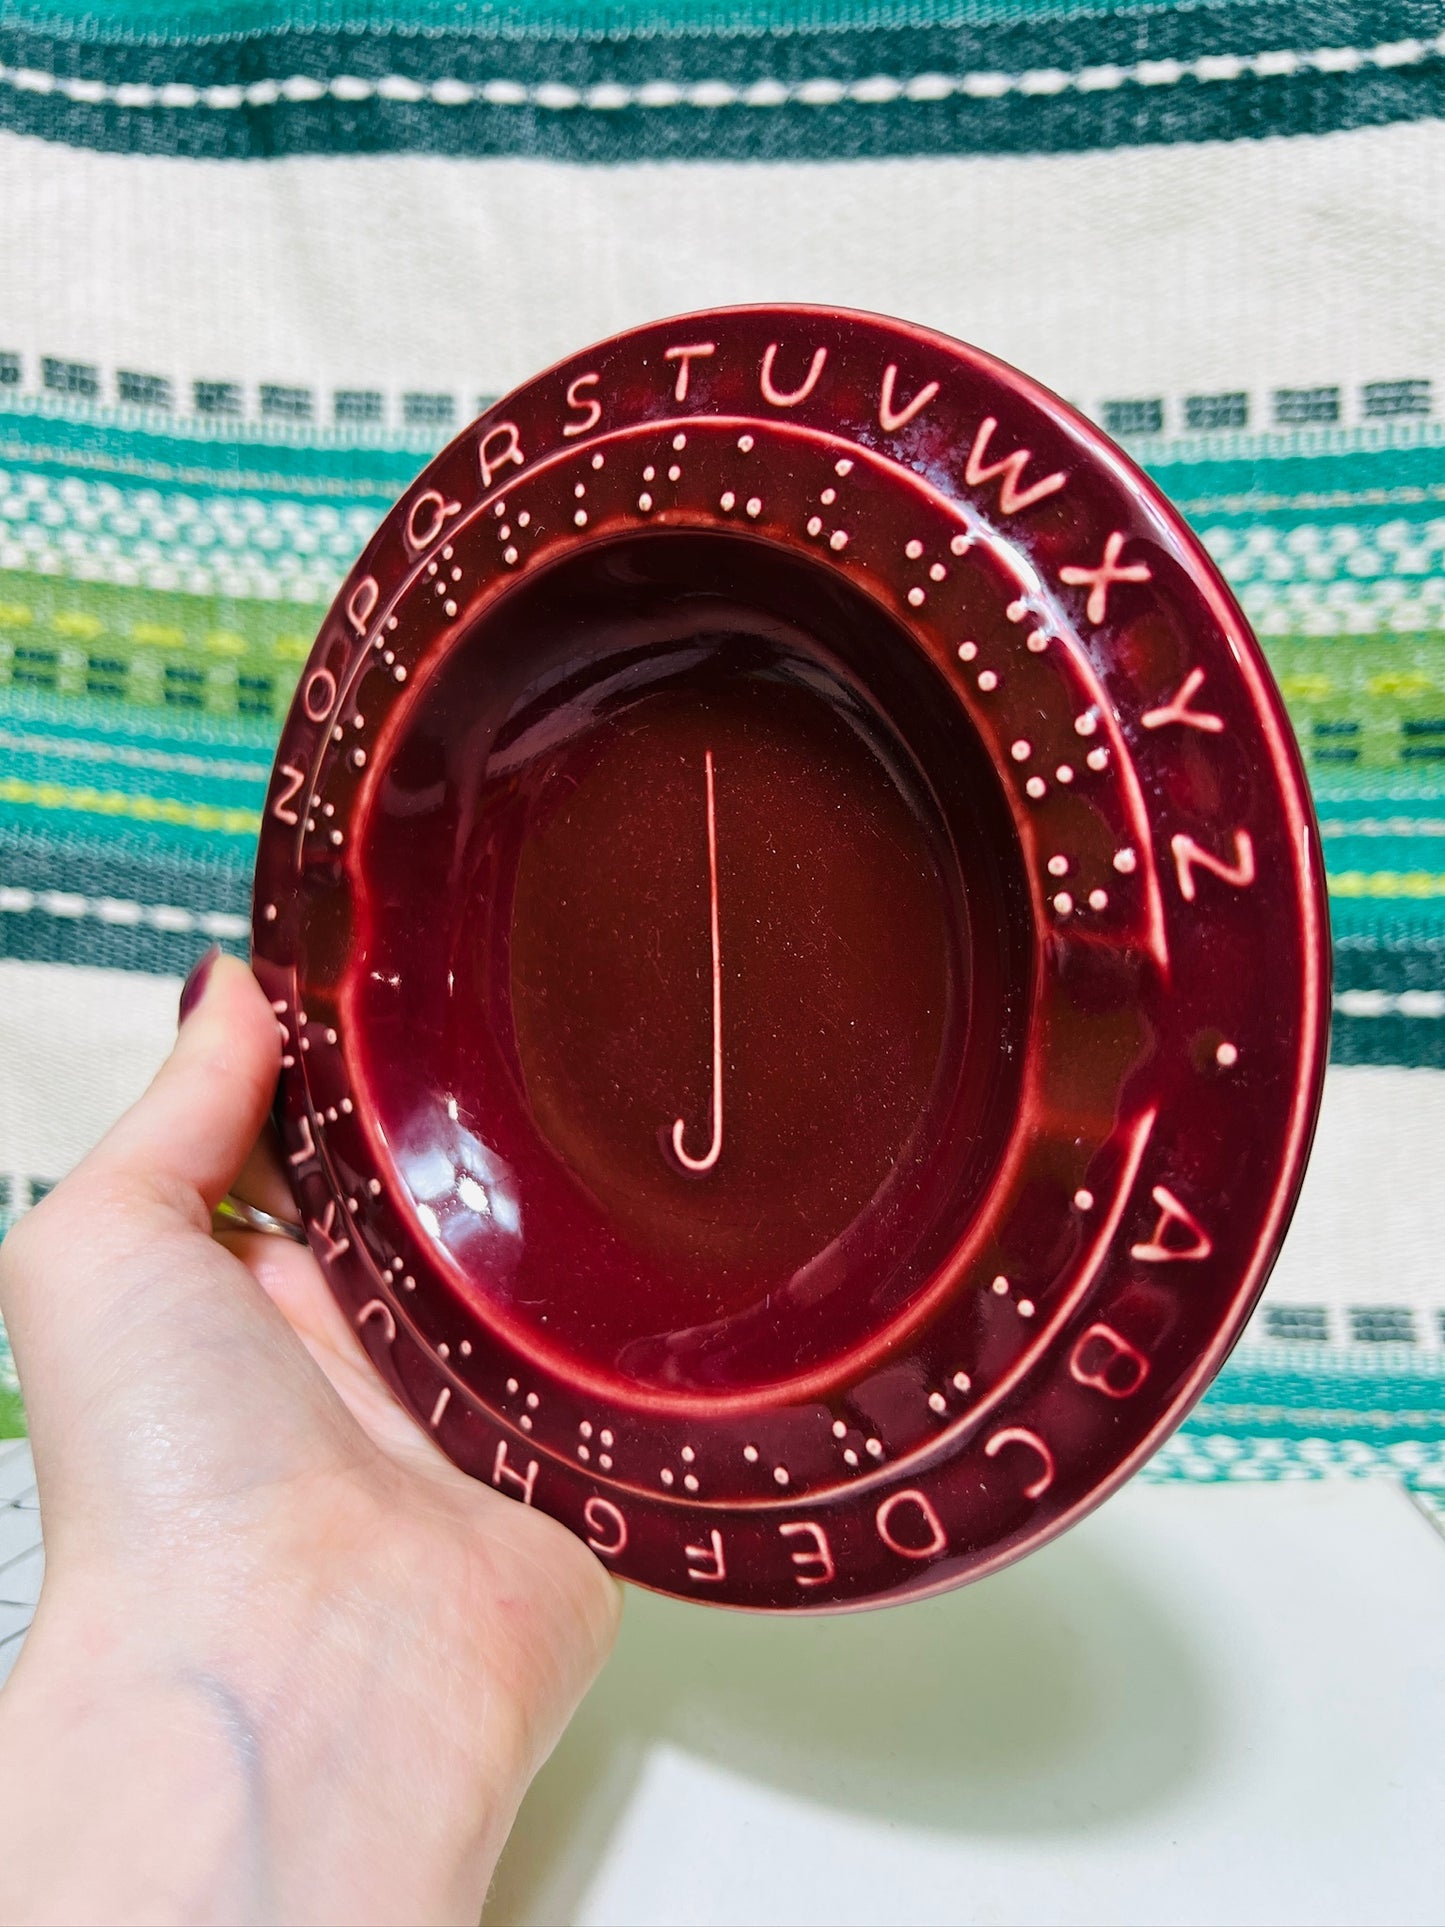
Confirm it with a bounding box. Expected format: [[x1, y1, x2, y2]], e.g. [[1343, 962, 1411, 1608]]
[[178, 944, 222, 1024]]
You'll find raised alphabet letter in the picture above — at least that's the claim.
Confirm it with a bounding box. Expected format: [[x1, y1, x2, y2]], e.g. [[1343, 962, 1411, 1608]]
[[664, 342, 716, 402], [287, 1113, 317, 1169], [1130, 1184, 1213, 1263], [583, 1497, 628, 1557], [760, 341, 828, 408], [478, 421, 525, 490], [965, 417, 1067, 515], [875, 1488, 947, 1560], [312, 1199, 350, 1261], [302, 668, 337, 723], [404, 489, 461, 554], [1171, 830, 1255, 902], [685, 1528, 727, 1584], [345, 576, 379, 637], [779, 1521, 836, 1588], [271, 763, 305, 826], [878, 363, 940, 434], [984, 1427, 1055, 1499], [1070, 1323, 1149, 1398], [562, 371, 602, 437], [492, 1439, 539, 1505], [1142, 666, 1224, 734], [355, 1299, 396, 1343]]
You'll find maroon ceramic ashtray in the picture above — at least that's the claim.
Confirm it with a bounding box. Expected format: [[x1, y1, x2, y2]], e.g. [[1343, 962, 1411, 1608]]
[[252, 306, 1329, 1611]]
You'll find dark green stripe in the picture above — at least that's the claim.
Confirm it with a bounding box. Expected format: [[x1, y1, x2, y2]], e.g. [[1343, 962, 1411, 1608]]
[[4, 3, 1442, 161]]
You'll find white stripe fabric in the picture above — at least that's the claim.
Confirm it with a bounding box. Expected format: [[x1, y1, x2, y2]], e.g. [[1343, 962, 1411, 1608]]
[[1, 116, 1440, 425]]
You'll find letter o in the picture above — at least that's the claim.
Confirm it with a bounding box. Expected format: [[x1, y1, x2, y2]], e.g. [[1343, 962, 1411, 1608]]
[[302, 667, 337, 723]]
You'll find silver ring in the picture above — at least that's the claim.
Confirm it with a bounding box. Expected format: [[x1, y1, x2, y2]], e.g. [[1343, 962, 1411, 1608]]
[[214, 1194, 309, 1243]]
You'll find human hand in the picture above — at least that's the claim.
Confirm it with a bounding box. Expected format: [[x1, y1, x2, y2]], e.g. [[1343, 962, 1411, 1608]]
[[0, 949, 620, 1926]]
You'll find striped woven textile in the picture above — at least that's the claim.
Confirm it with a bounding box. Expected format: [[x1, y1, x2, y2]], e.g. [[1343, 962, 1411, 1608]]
[[0, 0, 1441, 1509]]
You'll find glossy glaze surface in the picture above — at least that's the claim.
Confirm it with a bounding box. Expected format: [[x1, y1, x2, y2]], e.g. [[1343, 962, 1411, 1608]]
[[253, 306, 1330, 1610]]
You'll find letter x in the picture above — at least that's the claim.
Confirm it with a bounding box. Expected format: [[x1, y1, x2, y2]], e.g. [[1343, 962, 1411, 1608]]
[[1060, 530, 1152, 625]]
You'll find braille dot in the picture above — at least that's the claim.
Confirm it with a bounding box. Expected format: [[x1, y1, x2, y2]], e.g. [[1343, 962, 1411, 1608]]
[[353, 748, 366, 769], [506, 1377, 519, 1394], [928, 1392, 947, 1414], [866, 1438, 884, 1459], [600, 1429, 614, 1447], [844, 1448, 859, 1466], [578, 1445, 591, 1462], [520, 1415, 533, 1431], [821, 488, 837, 505], [1086, 747, 1109, 771], [394, 666, 406, 682], [591, 453, 604, 469], [1048, 855, 1068, 876], [829, 530, 848, 550], [574, 482, 586, 499], [1011, 740, 1031, 762], [526, 1391, 539, 1409], [637, 494, 652, 513], [681, 1445, 695, 1463], [978, 670, 998, 691], [835, 457, 852, 475], [720, 491, 736, 511], [494, 501, 507, 517], [773, 1467, 789, 1486], [1055, 764, 1074, 783], [1089, 888, 1109, 910], [906, 539, 924, 559], [498, 525, 510, 541], [908, 587, 925, 607], [746, 497, 762, 518], [952, 1371, 972, 1393], [438, 1343, 450, 1360], [326, 1106, 338, 1121], [504, 546, 518, 564], [1217, 1040, 1239, 1067], [518, 511, 530, 528], [806, 516, 822, 536], [743, 1445, 759, 1463], [1075, 1188, 1094, 1210], [1026, 629, 1049, 653], [574, 510, 588, 527], [340, 1098, 353, 1114], [643, 466, 656, 481], [950, 532, 971, 555], [673, 433, 687, 451], [444, 599, 457, 617], [1075, 712, 1099, 737], [333, 727, 344, 741], [353, 714, 364, 729], [300, 1037, 311, 1051], [599, 1454, 613, 1470], [1006, 598, 1027, 621], [580, 1421, 593, 1438], [368, 1178, 381, 1196], [1054, 891, 1074, 914], [738, 434, 755, 452], [992, 1275, 1009, 1295], [264, 903, 278, 921], [1018, 1299, 1036, 1318], [661, 1468, 674, 1486], [930, 562, 946, 581], [1114, 847, 1138, 874], [958, 640, 977, 661], [460, 1341, 472, 1357], [281, 1054, 294, 1068], [402, 1275, 415, 1291], [667, 465, 681, 482], [329, 829, 343, 846], [426, 561, 438, 577], [684, 1474, 700, 1492], [1026, 776, 1046, 798]]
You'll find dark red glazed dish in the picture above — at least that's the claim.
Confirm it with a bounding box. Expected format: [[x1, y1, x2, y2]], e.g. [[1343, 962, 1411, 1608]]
[[252, 306, 1330, 1611]]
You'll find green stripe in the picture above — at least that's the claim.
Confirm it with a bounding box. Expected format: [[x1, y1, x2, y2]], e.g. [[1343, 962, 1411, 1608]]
[[3, 2, 1442, 162]]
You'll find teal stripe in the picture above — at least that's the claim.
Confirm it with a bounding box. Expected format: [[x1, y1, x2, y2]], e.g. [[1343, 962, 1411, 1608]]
[[3, 2, 1442, 163]]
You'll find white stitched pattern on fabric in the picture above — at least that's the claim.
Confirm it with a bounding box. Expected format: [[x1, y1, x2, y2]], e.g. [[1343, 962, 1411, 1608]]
[[1334, 989, 1445, 1019], [1, 37, 1443, 111], [0, 889, 248, 939]]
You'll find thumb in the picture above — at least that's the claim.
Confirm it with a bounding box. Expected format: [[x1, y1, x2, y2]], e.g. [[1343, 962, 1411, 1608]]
[[84, 948, 282, 1221]]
